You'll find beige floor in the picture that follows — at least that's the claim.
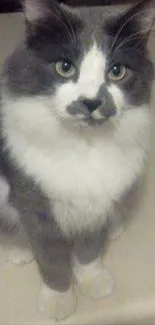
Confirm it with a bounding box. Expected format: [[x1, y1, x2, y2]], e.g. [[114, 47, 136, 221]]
[[0, 13, 155, 325]]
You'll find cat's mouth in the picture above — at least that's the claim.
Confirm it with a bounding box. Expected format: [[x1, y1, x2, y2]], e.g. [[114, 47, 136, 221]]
[[68, 114, 108, 128], [72, 109, 113, 127], [84, 115, 107, 126]]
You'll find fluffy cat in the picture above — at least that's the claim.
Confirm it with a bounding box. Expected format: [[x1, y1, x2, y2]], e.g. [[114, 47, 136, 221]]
[[0, 0, 154, 321]]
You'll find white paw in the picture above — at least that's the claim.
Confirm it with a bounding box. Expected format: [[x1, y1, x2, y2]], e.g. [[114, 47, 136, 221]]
[[38, 283, 77, 321], [74, 258, 113, 300], [6, 247, 33, 266], [77, 267, 113, 300]]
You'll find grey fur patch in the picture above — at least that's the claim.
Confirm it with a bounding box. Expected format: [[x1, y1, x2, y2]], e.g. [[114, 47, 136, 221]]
[[74, 230, 107, 265], [67, 85, 116, 121], [67, 100, 90, 117], [97, 85, 117, 118]]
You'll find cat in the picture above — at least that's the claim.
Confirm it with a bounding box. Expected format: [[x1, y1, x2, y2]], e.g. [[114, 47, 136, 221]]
[[0, 0, 154, 321]]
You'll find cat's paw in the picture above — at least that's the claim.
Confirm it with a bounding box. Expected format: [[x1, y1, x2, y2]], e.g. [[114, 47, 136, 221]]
[[38, 283, 77, 321], [6, 247, 33, 266], [74, 259, 113, 300], [77, 267, 113, 300]]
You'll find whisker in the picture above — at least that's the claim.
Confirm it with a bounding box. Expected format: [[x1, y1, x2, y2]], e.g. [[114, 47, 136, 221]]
[[55, 6, 77, 47], [112, 24, 155, 56], [113, 27, 155, 54], [39, 9, 75, 48], [52, 11, 75, 47], [60, 7, 77, 47], [109, 8, 154, 54]]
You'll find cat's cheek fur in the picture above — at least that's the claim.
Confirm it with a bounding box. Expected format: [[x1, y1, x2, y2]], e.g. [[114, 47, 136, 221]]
[[107, 84, 124, 115], [49, 82, 79, 119], [47, 81, 124, 121]]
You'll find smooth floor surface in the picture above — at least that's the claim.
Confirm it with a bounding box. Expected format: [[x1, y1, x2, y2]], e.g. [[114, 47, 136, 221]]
[[0, 13, 155, 325]]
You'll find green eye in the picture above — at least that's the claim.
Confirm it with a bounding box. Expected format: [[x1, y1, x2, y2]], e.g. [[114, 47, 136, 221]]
[[108, 64, 126, 81], [55, 60, 76, 78]]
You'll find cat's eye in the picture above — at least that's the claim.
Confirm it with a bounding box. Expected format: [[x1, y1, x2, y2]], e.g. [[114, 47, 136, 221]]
[[55, 60, 76, 78], [108, 64, 126, 81]]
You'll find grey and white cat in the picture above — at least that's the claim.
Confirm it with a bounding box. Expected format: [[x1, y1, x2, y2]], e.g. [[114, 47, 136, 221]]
[[0, 0, 154, 321]]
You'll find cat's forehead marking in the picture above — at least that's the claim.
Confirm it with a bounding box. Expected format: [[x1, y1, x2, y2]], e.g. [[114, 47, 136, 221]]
[[78, 42, 106, 98]]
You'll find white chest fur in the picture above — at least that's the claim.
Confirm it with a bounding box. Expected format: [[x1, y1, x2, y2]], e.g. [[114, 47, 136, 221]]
[[2, 98, 150, 235]]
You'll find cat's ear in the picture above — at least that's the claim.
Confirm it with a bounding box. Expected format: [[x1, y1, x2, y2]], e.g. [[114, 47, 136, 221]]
[[23, 0, 61, 22], [107, 0, 155, 44]]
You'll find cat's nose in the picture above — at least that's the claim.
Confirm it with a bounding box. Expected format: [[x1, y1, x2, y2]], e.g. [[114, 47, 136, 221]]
[[82, 98, 102, 113]]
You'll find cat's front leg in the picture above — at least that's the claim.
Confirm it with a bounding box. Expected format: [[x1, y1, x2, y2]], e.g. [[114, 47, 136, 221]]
[[73, 231, 113, 300], [21, 213, 77, 321]]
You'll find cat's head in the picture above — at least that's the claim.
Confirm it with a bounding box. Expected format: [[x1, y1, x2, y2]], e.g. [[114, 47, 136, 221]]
[[4, 0, 155, 128]]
